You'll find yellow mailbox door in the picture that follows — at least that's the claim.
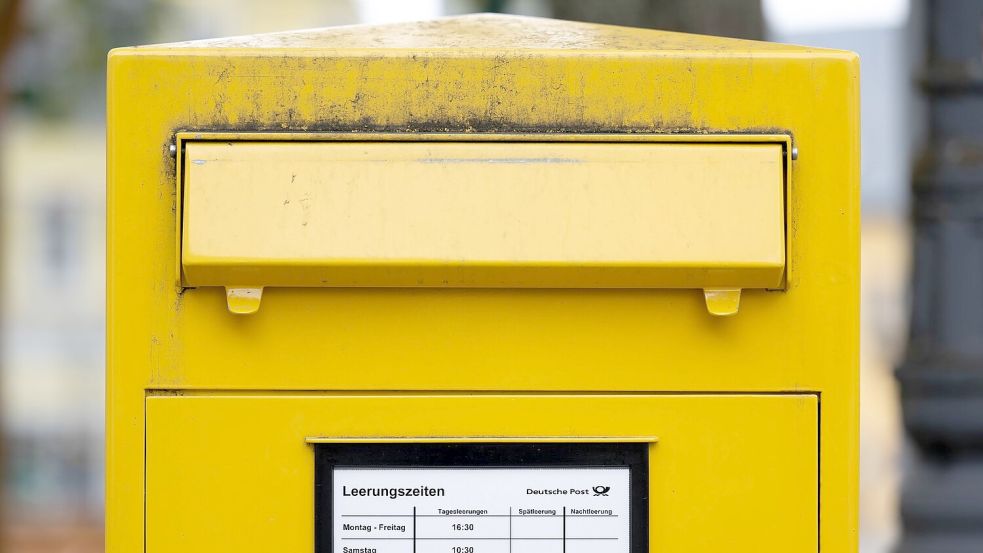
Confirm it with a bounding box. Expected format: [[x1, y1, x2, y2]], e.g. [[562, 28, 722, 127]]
[[107, 14, 859, 553], [146, 394, 818, 553]]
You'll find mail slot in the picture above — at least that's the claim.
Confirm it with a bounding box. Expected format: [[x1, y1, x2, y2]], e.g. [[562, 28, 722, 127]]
[[107, 14, 859, 553], [181, 140, 786, 314]]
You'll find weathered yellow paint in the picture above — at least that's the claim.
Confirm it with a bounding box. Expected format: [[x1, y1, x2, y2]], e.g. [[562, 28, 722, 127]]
[[182, 140, 785, 291], [107, 13, 859, 553]]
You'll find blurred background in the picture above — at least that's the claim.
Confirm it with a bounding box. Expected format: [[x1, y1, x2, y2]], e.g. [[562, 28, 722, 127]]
[[0, 0, 970, 551]]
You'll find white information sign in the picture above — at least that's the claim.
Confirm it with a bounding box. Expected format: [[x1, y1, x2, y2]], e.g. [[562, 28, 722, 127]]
[[333, 467, 631, 553]]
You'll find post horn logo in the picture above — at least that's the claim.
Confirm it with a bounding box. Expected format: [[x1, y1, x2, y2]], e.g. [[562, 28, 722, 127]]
[[592, 485, 611, 496]]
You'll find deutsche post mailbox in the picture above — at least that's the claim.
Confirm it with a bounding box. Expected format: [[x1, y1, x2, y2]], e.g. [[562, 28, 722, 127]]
[[107, 14, 859, 553]]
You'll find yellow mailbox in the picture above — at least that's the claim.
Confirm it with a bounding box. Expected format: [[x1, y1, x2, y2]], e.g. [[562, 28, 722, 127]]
[[107, 14, 859, 553]]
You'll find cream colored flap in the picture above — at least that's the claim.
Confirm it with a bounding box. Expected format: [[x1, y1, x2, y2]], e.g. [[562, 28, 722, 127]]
[[182, 140, 786, 311]]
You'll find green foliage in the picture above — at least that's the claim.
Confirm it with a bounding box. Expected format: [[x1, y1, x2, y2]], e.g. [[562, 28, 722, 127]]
[[7, 0, 166, 118]]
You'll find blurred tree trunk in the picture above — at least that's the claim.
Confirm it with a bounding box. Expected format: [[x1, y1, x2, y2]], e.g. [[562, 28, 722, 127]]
[[0, 0, 20, 76], [0, 0, 21, 111], [0, 0, 19, 52], [551, 0, 764, 40], [0, 2, 17, 551]]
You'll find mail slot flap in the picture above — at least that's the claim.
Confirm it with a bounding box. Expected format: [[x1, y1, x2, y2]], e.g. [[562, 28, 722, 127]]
[[182, 141, 786, 294]]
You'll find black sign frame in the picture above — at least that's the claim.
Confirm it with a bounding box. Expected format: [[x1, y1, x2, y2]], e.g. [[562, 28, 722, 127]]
[[314, 442, 649, 553]]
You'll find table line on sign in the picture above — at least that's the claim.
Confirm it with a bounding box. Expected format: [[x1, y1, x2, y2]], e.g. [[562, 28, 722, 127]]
[[340, 514, 619, 517], [338, 504, 622, 550], [341, 537, 621, 540]]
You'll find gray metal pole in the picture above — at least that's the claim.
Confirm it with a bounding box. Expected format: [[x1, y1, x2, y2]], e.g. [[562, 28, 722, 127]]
[[897, 1, 983, 552]]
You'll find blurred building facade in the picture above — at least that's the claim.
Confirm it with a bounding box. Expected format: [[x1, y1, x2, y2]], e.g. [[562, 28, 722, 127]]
[[1, 121, 105, 517]]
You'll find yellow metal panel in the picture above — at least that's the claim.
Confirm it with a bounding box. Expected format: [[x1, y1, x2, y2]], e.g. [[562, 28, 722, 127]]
[[146, 394, 818, 553], [182, 141, 785, 289], [107, 14, 859, 553]]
